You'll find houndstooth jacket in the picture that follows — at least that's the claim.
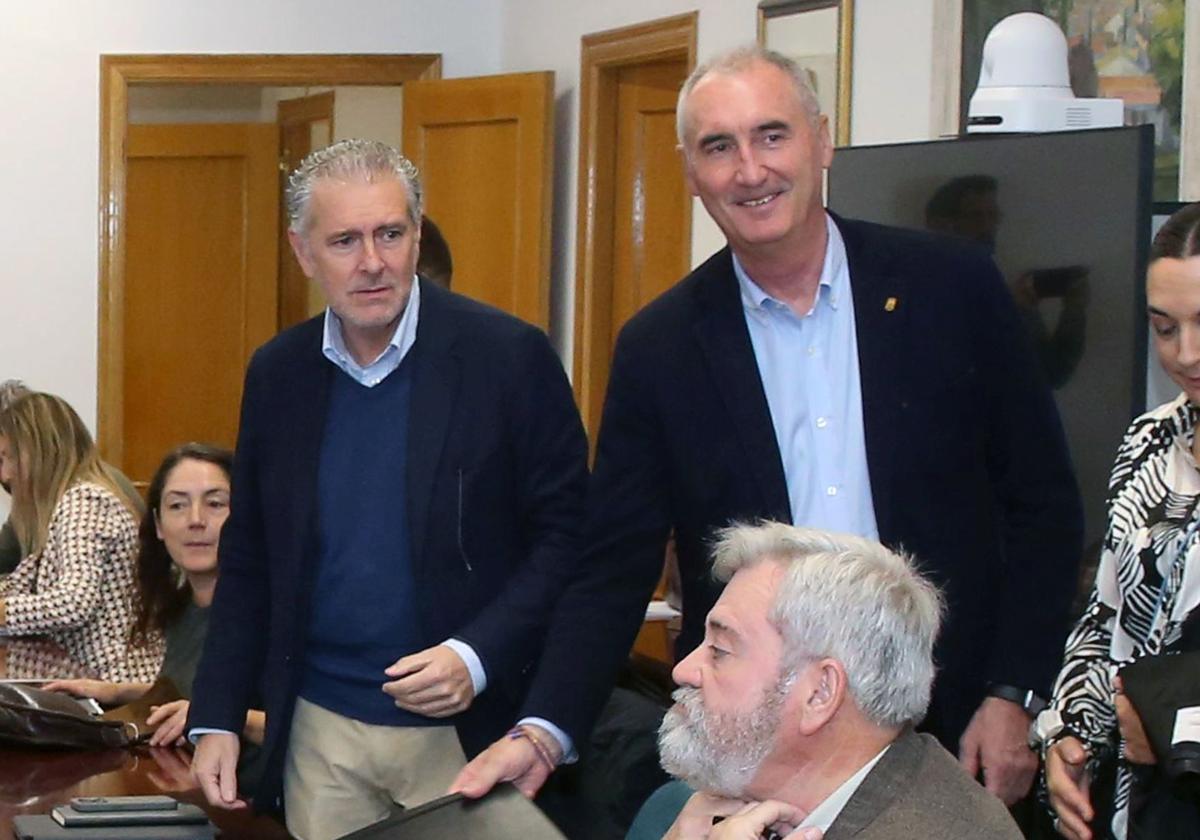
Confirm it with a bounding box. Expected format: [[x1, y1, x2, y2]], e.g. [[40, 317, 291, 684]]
[[2, 481, 163, 683]]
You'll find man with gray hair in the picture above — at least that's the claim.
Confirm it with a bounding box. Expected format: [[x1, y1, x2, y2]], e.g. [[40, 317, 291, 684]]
[[187, 139, 587, 839], [657, 522, 1021, 839], [459, 43, 1083, 811]]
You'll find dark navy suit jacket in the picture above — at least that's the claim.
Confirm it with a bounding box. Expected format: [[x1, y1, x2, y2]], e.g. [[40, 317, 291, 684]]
[[189, 282, 588, 811], [522, 215, 1083, 750]]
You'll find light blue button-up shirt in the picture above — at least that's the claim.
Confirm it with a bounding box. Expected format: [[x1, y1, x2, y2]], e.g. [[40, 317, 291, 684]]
[[320, 275, 422, 387], [733, 215, 879, 540]]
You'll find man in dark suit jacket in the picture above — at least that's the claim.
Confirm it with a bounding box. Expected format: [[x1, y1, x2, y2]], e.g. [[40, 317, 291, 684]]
[[188, 140, 587, 840], [457, 45, 1082, 808], [657, 523, 1022, 840]]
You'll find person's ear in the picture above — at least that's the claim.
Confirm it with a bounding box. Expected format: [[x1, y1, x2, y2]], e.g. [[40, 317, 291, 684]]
[[797, 658, 846, 735], [288, 229, 317, 278], [816, 114, 834, 169], [679, 145, 701, 198]]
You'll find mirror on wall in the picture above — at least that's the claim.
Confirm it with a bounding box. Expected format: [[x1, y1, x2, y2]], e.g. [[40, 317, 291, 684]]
[[758, 0, 853, 145]]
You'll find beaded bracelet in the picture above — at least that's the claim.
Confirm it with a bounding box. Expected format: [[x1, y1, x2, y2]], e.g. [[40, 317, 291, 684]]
[[507, 725, 558, 773]]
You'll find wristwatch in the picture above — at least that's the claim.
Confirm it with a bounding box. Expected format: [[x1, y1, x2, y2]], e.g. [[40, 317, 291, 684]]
[[1028, 707, 1066, 750], [987, 682, 1048, 717]]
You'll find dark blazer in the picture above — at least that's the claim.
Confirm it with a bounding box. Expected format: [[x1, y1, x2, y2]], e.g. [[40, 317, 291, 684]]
[[189, 282, 588, 812], [522, 216, 1082, 749], [826, 728, 1023, 840]]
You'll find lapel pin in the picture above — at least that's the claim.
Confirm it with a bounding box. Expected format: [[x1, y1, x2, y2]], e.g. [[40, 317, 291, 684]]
[[884, 297, 898, 312]]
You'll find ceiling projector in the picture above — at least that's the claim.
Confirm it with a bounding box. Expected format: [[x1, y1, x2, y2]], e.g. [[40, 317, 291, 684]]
[[967, 12, 1124, 133]]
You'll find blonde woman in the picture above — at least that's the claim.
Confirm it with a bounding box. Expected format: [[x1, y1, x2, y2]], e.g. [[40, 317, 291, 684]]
[[0, 392, 162, 682]]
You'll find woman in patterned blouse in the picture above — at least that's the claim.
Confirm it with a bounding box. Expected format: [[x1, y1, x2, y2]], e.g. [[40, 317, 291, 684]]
[[0, 392, 162, 683], [1043, 203, 1200, 840]]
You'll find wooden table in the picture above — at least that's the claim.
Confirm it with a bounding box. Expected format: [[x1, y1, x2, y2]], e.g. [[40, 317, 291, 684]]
[[0, 639, 288, 839], [0, 744, 289, 839]]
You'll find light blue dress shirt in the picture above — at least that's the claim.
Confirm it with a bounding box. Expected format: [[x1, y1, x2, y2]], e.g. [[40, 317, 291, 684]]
[[320, 273, 421, 387], [733, 215, 879, 540]]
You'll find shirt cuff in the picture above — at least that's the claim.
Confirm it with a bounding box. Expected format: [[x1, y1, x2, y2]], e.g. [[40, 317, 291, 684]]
[[442, 638, 488, 696], [518, 717, 577, 764], [188, 726, 236, 745]]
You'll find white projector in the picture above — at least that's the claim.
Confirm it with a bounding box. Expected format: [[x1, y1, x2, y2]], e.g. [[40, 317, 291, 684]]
[[967, 12, 1124, 133]]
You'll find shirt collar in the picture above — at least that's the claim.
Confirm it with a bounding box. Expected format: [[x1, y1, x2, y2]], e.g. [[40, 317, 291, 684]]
[[733, 214, 848, 316], [321, 275, 421, 382], [1169, 391, 1200, 436], [798, 743, 890, 832]]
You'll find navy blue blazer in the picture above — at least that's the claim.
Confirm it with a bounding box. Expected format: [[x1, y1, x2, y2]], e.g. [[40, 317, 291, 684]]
[[522, 215, 1083, 749], [188, 282, 588, 812]]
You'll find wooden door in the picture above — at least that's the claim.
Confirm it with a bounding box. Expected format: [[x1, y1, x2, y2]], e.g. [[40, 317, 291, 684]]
[[610, 60, 692, 665], [276, 92, 334, 330], [611, 61, 691, 334], [575, 58, 692, 441], [122, 123, 278, 486], [402, 73, 554, 328]]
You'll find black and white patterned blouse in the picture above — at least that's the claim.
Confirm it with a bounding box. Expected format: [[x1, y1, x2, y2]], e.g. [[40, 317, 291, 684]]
[[1048, 393, 1200, 839], [1, 481, 164, 683]]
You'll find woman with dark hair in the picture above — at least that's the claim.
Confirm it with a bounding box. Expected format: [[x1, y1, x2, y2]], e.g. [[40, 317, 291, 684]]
[[0, 392, 159, 683], [1042, 203, 1200, 840], [48, 443, 264, 749]]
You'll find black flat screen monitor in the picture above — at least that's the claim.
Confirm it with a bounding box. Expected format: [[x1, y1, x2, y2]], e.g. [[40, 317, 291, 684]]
[[828, 125, 1153, 560]]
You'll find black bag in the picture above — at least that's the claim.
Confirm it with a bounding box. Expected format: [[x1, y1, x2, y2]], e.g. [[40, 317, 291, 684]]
[[0, 683, 137, 749], [1118, 648, 1200, 837]]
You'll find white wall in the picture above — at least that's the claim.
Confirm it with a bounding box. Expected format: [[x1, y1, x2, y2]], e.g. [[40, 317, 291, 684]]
[[0, 0, 943, 441], [499, 0, 942, 357], [0, 0, 503, 435]]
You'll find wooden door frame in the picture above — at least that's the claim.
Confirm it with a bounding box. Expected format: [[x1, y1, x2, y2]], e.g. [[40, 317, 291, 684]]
[[98, 53, 441, 464], [571, 14, 696, 436], [276, 89, 337, 133], [276, 91, 337, 330]]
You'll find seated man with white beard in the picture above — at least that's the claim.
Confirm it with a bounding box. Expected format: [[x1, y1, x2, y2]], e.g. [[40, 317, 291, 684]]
[[655, 523, 1022, 840]]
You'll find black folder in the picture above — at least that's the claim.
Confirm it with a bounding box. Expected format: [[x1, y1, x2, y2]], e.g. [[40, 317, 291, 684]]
[[337, 785, 565, 839]]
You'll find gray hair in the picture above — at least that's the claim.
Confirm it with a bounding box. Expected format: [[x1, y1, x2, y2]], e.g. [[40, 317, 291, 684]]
[[711, 522, 944, 729], [676, 44, 821, 146], [0, 380, 30, 413], [285, 139, 423, 233]]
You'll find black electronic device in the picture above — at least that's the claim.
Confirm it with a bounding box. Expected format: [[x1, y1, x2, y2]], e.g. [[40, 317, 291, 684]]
[[70, 795, 179, 813], [52, 802, 206, 828], [1030, 265, 1088, 298]]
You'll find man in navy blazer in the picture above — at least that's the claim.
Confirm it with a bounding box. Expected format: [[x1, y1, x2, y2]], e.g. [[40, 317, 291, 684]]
[[187, 140, 587, 839], [459, 46, 1082, 809]]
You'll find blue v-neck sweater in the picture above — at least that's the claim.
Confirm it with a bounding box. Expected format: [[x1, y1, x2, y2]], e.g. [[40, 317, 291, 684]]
[[300, 363, 432, 726]]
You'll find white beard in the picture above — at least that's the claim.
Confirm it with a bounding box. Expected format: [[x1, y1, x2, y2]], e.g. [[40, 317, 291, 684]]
[[657, 673, 791, 797]]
